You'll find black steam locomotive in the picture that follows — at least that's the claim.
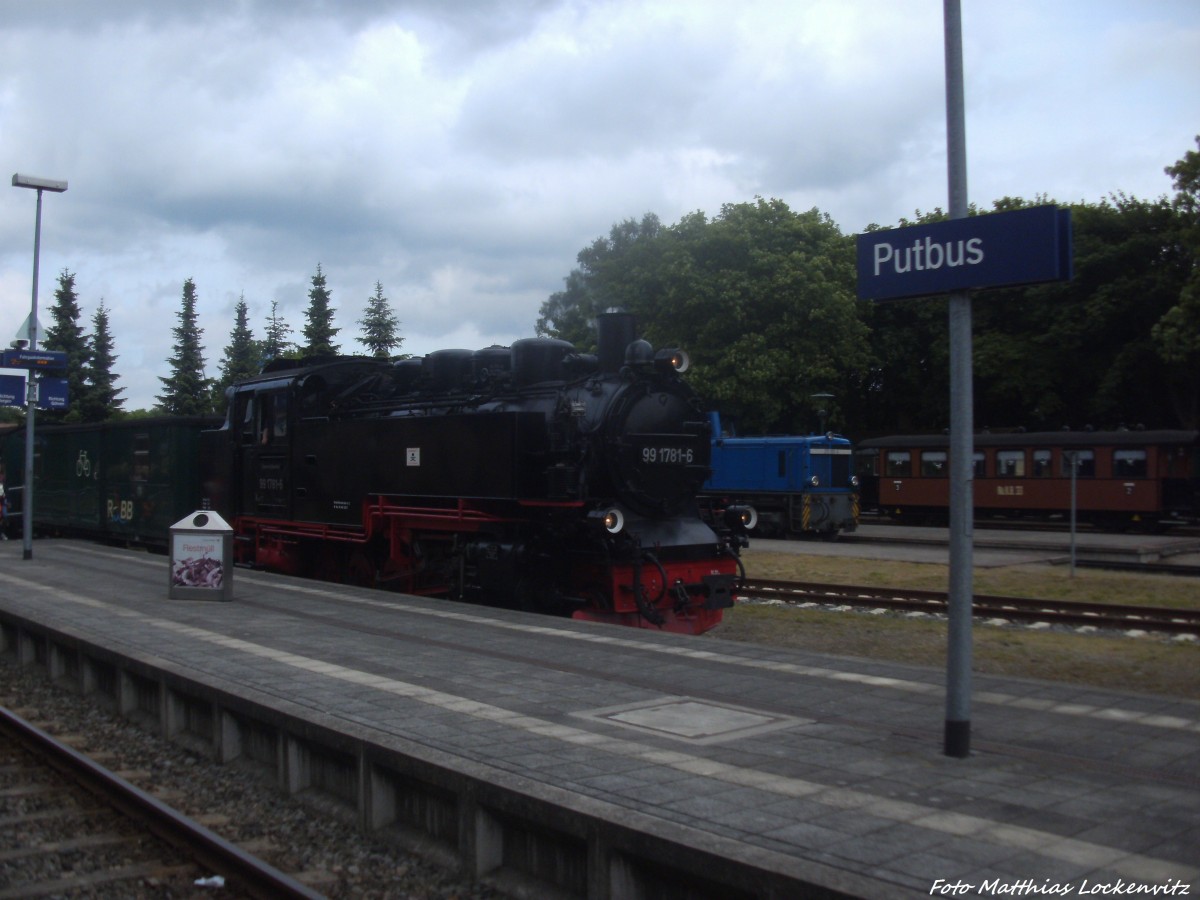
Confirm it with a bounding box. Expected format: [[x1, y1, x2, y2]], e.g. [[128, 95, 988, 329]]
[[200, 311, 752, 633]]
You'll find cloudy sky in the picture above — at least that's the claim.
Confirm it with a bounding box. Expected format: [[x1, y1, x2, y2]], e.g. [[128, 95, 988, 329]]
[[2, 0, 1198, 410]]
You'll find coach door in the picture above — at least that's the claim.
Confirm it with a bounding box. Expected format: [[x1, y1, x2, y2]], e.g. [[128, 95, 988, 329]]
[[236, 387, 292, 517]]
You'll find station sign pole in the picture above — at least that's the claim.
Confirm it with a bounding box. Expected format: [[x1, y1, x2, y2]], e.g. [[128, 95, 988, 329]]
[[942, 0, 973, 759], [855, 6, 1071, 758]]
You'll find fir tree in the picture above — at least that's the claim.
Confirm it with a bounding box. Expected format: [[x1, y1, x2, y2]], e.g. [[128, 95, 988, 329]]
[[42, 269, 91, 422], [357, 281, 403, 358], [262, 299, 296, 362], [212, 295, 259, 409], [302, 263, 340, 356], [156, 278, 212, 415], [80, 302, 124, 422]]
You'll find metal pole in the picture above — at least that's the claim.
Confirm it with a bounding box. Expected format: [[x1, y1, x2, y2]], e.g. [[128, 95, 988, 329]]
[[22, 188, 44, 561], [943, 0, 973, 758], [1068, 451, 1078, 577]]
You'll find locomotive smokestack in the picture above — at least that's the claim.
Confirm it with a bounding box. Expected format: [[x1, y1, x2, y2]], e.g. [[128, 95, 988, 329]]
[[597, 309, 636, 373]]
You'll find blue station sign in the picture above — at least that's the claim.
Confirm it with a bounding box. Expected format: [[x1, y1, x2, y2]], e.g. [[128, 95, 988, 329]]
[[1, 348, 68, 370], [856, 205, 1072, 301]]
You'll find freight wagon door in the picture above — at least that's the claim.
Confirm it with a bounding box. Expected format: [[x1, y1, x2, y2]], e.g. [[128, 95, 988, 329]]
[[236, 389, 291, 517]]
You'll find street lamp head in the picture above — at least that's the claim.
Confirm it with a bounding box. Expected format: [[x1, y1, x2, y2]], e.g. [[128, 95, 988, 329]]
[[12, 173, 68, 193]]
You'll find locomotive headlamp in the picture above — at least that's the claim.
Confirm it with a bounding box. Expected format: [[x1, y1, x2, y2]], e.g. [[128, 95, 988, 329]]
[[588, 507, 625, 534], [809, 475, 820, 487], [850, 474, 860, 487], [724, 504, 758, 532], [654, 348, 690, 374]]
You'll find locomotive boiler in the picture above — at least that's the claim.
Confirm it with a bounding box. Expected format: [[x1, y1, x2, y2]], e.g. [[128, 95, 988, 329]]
[[200, 311, 752, 633]]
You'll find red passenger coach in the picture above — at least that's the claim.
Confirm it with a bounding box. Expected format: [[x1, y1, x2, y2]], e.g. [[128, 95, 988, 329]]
[[858, 430, 1200, 531]]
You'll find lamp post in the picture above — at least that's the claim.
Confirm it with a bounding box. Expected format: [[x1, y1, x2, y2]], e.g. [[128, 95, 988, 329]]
[[11, 173, 68, 561]]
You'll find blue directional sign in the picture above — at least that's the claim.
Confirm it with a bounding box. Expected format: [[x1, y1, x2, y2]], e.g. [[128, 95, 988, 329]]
[[0, 373, 69, 409], [38, 377, 69, 410], [856, 205, 1072, 301], [0, 374, 24, 406], [0, 348, 68, 370]]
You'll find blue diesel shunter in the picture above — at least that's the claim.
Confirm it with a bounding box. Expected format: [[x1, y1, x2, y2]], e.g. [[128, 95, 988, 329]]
[[702, 411, 859, 539]]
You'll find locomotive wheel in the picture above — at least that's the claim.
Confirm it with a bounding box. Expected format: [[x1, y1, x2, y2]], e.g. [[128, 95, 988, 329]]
[[346, 549, 377, 588], [315, 545, 345, 583]]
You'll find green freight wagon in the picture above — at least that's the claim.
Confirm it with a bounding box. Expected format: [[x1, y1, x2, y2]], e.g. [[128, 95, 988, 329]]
[[1, 417, 219, 545]]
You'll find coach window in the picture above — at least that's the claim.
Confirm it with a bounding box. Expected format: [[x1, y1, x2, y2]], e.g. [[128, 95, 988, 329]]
[[973, 452, 986, 478], [885, 451, 912, 477], [996, 450, 1025, 477], [1062, 449, 1095, 477], [921, 451, 947, 477], [1113, 449, 1147, 478], [1032, 449, 1052, 477]]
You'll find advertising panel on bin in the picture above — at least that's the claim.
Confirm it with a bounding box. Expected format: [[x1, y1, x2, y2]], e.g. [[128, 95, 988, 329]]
[[168, 510, 234, 601]]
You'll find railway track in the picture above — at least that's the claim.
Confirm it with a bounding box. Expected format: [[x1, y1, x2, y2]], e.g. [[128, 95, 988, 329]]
[[740, 578, 1200, 635], [0, 705, 322, 900]]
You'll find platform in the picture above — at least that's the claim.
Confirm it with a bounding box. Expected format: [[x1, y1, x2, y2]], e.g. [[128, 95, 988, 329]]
[[1, 539, 1197, 898]]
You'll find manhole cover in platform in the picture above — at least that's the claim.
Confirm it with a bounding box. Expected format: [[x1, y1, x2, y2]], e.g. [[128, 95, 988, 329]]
[[574, 697, 810, 745]]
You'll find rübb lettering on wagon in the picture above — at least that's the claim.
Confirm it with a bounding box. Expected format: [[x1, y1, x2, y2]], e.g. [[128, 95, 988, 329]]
[[856, 205, 1072, 301]]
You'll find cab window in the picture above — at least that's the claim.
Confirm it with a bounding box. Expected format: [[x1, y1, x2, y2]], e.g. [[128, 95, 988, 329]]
[[257, 391, 288, 445], [240, 397, 257, 446]]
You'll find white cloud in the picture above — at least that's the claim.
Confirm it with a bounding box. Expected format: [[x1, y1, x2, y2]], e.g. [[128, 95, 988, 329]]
[[1, 0, 1198, 409]]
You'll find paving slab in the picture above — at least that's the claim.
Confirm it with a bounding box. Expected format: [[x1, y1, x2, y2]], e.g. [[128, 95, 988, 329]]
[[0, 538, 1197, 898]]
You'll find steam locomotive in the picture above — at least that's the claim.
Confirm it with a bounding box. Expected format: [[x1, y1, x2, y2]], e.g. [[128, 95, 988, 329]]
[[198, 311, 752, 633]]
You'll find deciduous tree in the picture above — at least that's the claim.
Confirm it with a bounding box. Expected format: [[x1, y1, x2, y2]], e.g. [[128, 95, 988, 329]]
[[1151, 135, 1200, 427]]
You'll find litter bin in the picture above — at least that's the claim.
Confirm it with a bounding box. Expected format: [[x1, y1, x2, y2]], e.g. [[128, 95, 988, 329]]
[[168, 510, 234, 602]]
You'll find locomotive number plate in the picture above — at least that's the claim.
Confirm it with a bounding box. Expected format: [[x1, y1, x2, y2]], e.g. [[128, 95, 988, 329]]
[[641, 445, 695, 465]]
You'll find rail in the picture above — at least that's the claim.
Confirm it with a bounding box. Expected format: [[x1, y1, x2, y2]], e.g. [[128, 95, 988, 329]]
[[0, 705, 323, 900], [740, 578, 1200, 635]]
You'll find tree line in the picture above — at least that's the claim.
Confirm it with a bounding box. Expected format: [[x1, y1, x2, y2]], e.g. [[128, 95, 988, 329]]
[[12, 137, 1198, 435], [538, 137, 1200, 436], [12, 263, 403, 422]]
